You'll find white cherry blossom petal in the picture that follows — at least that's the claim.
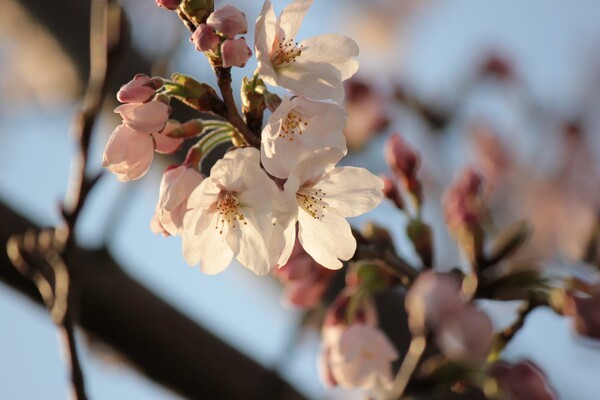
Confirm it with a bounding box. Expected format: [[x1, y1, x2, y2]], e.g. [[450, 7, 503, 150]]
[[182, 209, 233, 274], [298, 209, 355, 270], [299, 34, 359, 80], [277, 0, 313, 40], [313, 167, 384, 217]]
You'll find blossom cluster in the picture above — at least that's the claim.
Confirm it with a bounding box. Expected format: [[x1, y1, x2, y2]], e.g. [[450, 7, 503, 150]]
[[100, 1, 577, 398]]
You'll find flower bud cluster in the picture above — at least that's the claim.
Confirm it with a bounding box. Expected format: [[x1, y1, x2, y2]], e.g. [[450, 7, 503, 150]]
[[191, 5, 251, 68], [103, 75, 183, 182]]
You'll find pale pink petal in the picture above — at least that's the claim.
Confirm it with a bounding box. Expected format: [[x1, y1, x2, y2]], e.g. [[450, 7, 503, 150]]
[[235, 209, 282, 275], [276, 61, 345, 103], [299, 34, 359, 80], [298, 210, 355, 270], [102, 124, 154, 182], [277, 0, 313, 40], [182, 209, 233, 273], [115, 101, 170, 133], [117, 74, 156, 103], [313, 166, 384, 217]]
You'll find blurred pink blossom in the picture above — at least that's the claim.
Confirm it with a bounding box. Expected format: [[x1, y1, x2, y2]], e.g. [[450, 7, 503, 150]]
[[319, 323, 398, 389], [490, 360, 556, 400], [435, 305, 494, 364]]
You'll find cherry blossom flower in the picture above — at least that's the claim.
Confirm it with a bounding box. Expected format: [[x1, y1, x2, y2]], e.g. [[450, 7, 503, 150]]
[[103, 121, 183, 182], [255, 0, 359, 103], [182, 147, 294, 275], [206, 5, 247, 39], [151, 165, 204, 236], [221, 38, 252, 68], [260, 95, 347, 179], [114, 100, 170, 133], [281, 150, 384, 270], [116, 74, 159, 104], [320, 323, 398, 389]]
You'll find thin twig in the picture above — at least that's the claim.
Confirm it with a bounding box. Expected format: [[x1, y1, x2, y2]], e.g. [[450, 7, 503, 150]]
[[53, 1, 123, 398], [215, 67, 261, 148]]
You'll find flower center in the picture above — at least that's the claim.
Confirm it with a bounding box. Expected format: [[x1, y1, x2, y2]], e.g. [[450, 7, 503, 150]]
[[271, 37, 303, 67], [215, 191, 246, 234], [279, 111, 308, 141], [296, 187, 327, 220]]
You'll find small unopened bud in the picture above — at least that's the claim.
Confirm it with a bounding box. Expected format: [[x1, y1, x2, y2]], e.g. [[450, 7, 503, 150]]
[[564, 286, 600, 340], [381, 176, 404, 210], [385, 134, 420, 180], [156, 0, 181, 11], [221, 38, 251, 68], [206, 5, 247, 39], [117, 74, 157, 104], [190, 23, 220, 52], [181, 0, 214, 25], [181, 119, 205, 138]]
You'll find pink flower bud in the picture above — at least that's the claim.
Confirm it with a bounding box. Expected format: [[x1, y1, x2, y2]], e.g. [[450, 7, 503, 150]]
[[151, 165, 204, 236], [102, 125, 155, 182], [154, 121, 184, 154], [385, 134, 420, 180], [114, 101, 170, 133], [116, 74, 158, 104], [490, 360, 556, 400], [443, 168, 486, 244], [221, 38, 251, 68], [155, 0, 181, 11], [190, 24, 220, 52], [206, 5, 247, 39], [382, 175, 404, 210], [564, 287, 600, 340]]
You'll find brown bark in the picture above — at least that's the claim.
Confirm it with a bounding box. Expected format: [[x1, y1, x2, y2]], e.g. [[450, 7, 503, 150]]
[[0, 201, 306, 400]]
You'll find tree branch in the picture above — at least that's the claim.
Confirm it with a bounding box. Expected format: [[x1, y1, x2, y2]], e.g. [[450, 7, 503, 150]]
[[0, 201, 306, 400]]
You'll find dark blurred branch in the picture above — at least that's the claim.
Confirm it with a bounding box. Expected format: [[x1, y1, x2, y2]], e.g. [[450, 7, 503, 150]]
[[0, 201, 306, 400]]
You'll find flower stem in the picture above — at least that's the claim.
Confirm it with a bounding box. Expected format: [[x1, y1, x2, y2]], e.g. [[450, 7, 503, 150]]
[[215, 67, 260, 148], [389, 335, 426, 399]]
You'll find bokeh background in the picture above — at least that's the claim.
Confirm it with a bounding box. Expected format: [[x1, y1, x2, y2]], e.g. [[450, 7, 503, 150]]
[[2, 0, 600, 398]]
